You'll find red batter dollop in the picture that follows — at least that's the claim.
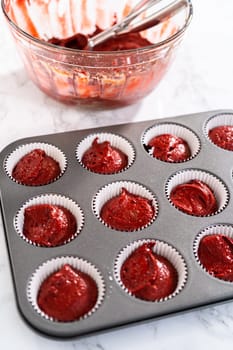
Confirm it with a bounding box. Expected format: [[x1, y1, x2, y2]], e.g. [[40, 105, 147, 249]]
[[198, 234, 233, 281], [81, 137, 128, 174], [37, 264, 98, 322], [100, 187, 155, 231], [208, 125, 233, 151], [48, 31, 152, 51], [23, 204, 77, 247], [170, 179, 218, 216], [12, 149, 61, 186], [148, 134, 191, 162], [121, 242, 178, 301]]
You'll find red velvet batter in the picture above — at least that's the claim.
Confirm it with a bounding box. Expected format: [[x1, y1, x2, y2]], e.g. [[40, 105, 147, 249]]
[[198, 234, 233, 281], [208, 125, 233, 151], [148, 134, 191, 162], [23, 204, 77, 247], [120, 242, 178, 301], [100, 187, 155, 231], [81, 137, 128, 174], [92, 32, 152, 51], [37, 264, 98, 322], [170, 179, 218, 216], [12, 149, 61, 186], [48, 31, 152, 51]]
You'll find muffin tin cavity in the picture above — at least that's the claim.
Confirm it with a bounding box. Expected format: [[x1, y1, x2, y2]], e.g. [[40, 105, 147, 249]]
[[165, 169, 229, 216], [92, 181, 158, 232], [14, 194, 84, 247], [27, 256, 105, 322], [204, 113, 233, 151], [1, 110, 233, 337], [4, 142, 67, 186], [193, 224, 233, 282], [142, 123, 200, 163], [76, 133, 135, 174], [114, 239, 187, 302]]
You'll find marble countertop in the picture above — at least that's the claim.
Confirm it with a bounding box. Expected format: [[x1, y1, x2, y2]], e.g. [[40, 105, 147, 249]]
[[1, 0, 233, 349]]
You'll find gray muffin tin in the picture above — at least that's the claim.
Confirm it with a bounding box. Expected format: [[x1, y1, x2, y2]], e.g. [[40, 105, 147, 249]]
[[1, 109, 233, 338]]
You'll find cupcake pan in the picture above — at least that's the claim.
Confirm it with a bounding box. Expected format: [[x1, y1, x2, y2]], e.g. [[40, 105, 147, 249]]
[[1, 109, 233, 337]]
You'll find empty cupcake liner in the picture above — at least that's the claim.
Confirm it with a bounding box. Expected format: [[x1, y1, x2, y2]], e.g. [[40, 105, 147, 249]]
[[4, 142, 67, 186], [114, 239, 187, 302], [14, 193, 84, 247], [193, 224, 233, 282], [204, 113, 233, 150], [165, 169, 229, 216], [27, 256, 105, 322], [92, 181, 159, 232], [75, 132, 135, 174], [141, 122, 200, 162]]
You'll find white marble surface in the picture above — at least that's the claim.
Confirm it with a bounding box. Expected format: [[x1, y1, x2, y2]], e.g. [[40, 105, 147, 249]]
[[1, 0, 233, 349]]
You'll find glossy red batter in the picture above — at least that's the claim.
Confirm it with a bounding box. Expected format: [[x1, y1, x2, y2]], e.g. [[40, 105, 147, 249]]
[[81, 137, 128, 174], [100, 188, 155, 231], [37, 264, 98, 322], [121, 242, 178, 301], [198, 234, 233, 281], [208, 125, 233, 151], [23, 204, 77, 247], [12, 149, 61, 186], [48, 31, 152, 51], [148, 133, 191, 162], [170, 179, 218, 216]]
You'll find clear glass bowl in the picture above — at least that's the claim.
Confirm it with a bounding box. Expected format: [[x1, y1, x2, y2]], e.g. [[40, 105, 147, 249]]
[[2, 0, 193, 106]]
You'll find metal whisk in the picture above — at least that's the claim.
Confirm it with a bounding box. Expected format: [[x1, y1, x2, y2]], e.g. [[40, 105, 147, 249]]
[[86, 0, 188, 50]]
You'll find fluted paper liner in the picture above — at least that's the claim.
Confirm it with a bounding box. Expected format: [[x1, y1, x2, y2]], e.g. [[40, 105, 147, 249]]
[[142, 123, 200, 162], [92, 181, 159, 231], [27, 256, 105, 322], [165, 169, 229, 216], [4, 142, 67, 186], [76, 132, 135, 174], [193, 224, 233, 282], [204, 113, 233, 150], [14, 194, 84, 247], [114, 239, 187, 302]]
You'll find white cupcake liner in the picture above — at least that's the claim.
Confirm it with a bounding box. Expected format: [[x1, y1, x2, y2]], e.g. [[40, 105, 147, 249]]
[[14, 193, 84, 247], [193, 224, 233, 282], [165, 169, 229, 216], [92, 181, 159, 231], [204, 113, 233, 150], [4, 142, 67, 186], [114, 239, 187, 302], [27, 256, 105, 322], [75, 133, 135, 174], [142, 123, 200, 162]]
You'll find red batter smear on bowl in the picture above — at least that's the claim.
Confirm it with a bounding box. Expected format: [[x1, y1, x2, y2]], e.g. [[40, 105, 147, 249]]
[[148, 134, 191, 162], [198, 234, 233, 281], [120, 242, 178, 301], [81, 137, 128, 174], [170, 179, 218, 216], [37, 264, 98, 322], [23, 204, 77, 247], [208, 125, 233, 151], [100, 187, 155, 231], [12, 149, 61, 186]]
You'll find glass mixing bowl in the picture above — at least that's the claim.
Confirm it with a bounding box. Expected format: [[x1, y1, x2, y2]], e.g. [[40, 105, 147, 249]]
[[2, 0, 193, 106]]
